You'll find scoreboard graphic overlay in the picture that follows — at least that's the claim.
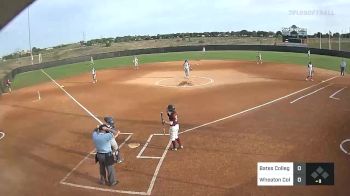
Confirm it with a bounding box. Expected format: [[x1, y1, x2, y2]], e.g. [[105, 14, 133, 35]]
[[257, 162, 334, 186]]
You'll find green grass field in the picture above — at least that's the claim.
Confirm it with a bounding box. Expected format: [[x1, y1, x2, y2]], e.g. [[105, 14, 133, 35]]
[[13, 51, 348, 89]]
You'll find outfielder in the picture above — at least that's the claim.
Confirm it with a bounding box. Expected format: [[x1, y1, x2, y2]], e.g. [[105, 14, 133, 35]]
[[90, 56, 94, 65], [162, 104, 183, 151], [133, 56, 139, 70], [340, 58, 347, 76], [306, 61, 314, 81], [183, 59, 191, 79], [92, 67, 97, 83], [307, 49, 311, 59], [257, 52, 263, 64]]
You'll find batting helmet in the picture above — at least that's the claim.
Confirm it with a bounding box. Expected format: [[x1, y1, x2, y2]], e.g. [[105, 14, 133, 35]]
[[167, 104, 175, 112]]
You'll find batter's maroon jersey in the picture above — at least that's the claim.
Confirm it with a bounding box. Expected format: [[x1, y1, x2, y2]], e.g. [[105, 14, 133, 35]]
[[167, 111, 178, 126]]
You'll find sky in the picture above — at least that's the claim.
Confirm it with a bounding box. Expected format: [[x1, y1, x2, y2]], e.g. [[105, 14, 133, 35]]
[[0, 0, 349, 56]]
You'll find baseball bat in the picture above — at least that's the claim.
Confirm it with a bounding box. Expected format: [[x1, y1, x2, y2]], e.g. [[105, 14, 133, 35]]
[[160, 112, 165, 135]]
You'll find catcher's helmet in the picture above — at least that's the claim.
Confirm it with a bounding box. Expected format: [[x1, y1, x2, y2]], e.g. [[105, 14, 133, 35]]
[[167, 104, 175, 112], [104, 116, 115, 128]]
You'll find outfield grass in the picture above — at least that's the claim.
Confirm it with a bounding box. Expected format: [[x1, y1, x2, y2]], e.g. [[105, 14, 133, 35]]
[[13, 51, 348, 89]]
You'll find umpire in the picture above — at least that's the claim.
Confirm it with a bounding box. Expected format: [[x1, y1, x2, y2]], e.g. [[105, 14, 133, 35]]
[[92, 124, 119, 186]]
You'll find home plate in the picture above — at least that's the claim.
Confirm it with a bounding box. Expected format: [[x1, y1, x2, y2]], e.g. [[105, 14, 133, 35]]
[[128, 143, 141, 149]]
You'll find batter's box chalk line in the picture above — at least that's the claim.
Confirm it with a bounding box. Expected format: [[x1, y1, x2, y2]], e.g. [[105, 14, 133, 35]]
[[42, 68, 338, 195]]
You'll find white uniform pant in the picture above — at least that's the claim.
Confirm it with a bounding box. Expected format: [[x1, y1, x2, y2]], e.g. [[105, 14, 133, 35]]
[[169, 124, 179, 141], [110, 138, 119, 152], [308, 68, 313, 77], [184, 68, 190, 78]]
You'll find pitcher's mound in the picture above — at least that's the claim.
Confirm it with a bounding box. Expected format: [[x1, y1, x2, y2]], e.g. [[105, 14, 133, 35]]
[[156, 76, 214, 88], [178, 80, 194, 86]]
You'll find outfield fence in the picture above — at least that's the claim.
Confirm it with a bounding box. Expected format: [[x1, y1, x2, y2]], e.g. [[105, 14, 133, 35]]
[[1, 45, 349, 93]]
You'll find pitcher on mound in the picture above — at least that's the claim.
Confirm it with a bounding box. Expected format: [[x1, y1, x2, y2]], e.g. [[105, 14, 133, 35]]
[[183, 59, 191, 79]]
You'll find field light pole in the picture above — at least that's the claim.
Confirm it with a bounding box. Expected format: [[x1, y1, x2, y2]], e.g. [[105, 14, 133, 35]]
[[339, 30, 341, 51], [328, 31, 331, 50], [27, 8, 33, 65]]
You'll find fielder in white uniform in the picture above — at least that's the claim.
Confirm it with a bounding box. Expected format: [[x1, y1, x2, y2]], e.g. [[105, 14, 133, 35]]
[[183, 59, 191, 79], [133, 56, 139, 70], [92, 67, 97, 83], [90, 56, 94, 65], [257, 52, 263, 64], [306, 61, 314, 81]]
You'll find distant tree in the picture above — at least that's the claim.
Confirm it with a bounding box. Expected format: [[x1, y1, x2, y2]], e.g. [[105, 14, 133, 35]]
[[275, 31, 282, 37], [240, 30, 249, 37], [105, 41, 112, 47], [333, 32, 340, 37]]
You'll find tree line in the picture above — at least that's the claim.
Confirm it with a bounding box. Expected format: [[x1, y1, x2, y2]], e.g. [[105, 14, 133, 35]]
[[3, 30, 350, 60]]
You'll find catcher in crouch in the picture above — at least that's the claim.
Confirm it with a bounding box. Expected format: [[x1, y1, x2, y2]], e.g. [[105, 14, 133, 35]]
[[162, 104, 183, 151]]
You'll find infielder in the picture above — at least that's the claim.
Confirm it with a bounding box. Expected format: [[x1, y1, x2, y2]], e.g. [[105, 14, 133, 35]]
[[306, 61, 314, 81], [133, 56, 139, 70], [183, 59, 191, 79], [162, 104, 183, 151], [92, 67, 97, 83], [257, 52, 263, 64]]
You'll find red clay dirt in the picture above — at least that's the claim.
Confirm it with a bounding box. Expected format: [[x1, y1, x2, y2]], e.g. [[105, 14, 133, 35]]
[[0, 60, 349, 196]]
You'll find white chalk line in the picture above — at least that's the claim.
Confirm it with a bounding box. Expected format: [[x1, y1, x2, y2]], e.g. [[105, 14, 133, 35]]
[[155, 76, 214, 88], [60, 181, 148, 195], [329, 87, 347, 100], [289, 84, 333, 104], [340, 139, 350, 155], [60, 133, 139, 195], [40, 69, 103, 124], [41, 69, 150, 194], [52, 72, 337, 195], [137, 134, 154, 158], [146, 140, 172, 195], [0, 132, 5, 140], [136, 133, 168, 159], [179, 77, 337, 135], [144, 76, 339, 195], [60, 133, 132, 183]]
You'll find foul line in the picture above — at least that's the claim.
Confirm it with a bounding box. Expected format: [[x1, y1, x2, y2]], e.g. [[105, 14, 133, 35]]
[[48, 72, 337, 195], [41, 69, 149, 194], [179, 76, 337, 135], [144, 75, 339, 195], [40, 69, 103, 124], [60, 133, 132, 183], [329, 87, 347, 100], [0, 132, 5, 140], [289, 84, 333, 104]]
